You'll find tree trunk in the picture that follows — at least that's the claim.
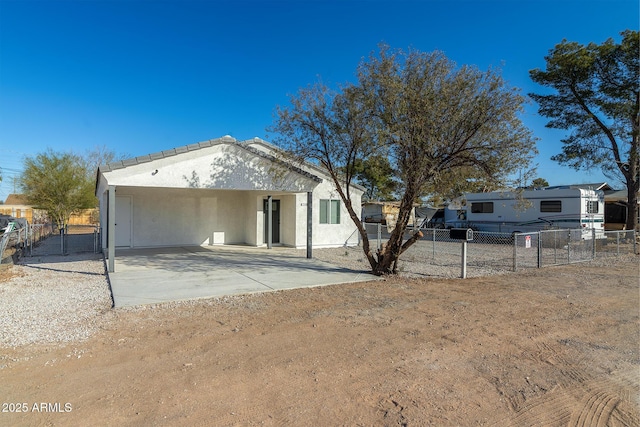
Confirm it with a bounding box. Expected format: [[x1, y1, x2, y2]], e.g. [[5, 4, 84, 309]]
[[372, 189, 423, 275], [331, 177, 379, 270], [626, 181, 639, 231]]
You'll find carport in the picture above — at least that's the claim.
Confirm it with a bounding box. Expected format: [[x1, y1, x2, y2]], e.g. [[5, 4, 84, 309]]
[[107, 245, 374, 307]]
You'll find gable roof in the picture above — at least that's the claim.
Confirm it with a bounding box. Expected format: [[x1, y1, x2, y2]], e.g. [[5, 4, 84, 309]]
[[545, 182, 612, 191], [95, 136, 329, 196], [4, 194, 29, 205]]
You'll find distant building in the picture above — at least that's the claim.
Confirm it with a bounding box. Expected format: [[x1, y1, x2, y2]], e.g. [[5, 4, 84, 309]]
[[361, 201, 417, 230], [0, 194, 39, 223], [0, 194, 98, 225]]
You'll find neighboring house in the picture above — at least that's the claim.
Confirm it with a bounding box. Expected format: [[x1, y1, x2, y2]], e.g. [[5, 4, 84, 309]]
[[0, 194, 36, 223], [95, 136, 364, 272], [545, 182, 612, 192], [0, 194, 98, 226], [603, 188, 640, 230]]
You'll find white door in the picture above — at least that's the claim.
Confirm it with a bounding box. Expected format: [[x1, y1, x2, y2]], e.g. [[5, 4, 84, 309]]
[[115, 196, 132, 247]]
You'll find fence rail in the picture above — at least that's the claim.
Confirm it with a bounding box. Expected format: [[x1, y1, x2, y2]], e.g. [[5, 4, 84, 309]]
[[0, 224, 100, 264], [362, 222, 637, 276]]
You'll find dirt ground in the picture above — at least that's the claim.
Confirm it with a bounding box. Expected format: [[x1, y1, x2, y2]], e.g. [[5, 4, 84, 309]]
[[1, 258, 639, 426]]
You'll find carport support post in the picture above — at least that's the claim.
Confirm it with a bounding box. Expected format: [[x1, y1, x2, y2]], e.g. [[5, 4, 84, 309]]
[[108, 185, 116, 272], [306, 191, 312, 259], [267, 195, 272, 249]]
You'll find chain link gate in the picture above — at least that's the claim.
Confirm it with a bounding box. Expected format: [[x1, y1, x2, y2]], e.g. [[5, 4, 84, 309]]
[[514, 229, 598, 270], [2, 224, 103, 264]]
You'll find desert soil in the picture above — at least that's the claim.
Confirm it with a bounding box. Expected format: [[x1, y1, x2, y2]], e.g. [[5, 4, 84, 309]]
[[1, 257, 638, 426]]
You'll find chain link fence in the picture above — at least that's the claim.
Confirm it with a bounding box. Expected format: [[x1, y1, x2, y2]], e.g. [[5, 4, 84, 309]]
[[514, 229, 637, 270], [1, 224, 101, 265], [596, 230, 638, 258], [362, 222, 637, 277], [514, 229, 593, 270]]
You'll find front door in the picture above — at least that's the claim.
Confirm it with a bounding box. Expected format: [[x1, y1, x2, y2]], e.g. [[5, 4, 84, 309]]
[[263, 199, 280, 244]]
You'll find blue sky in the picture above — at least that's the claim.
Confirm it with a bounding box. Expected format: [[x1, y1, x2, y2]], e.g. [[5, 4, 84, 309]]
[[0, 0, 638, 201]]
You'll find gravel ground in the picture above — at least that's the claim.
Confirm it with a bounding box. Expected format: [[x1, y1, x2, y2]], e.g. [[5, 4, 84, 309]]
[[312, 243, 517, 278], [0, 242, 636, 350], [0, 253, 113, 349]]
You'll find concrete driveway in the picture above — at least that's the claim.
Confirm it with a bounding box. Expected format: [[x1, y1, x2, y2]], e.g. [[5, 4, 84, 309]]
[[107, 246, 375, 307]]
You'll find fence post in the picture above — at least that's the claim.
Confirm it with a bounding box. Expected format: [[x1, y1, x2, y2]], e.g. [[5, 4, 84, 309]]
[[537, 232, 542, 268], [513, 233, 518, 272], [461, 241, 467, 279], [60, 227, 65, 255], [432, 228, 436, 259], [567, 230, 571, 264], [28, 223, 32, 256], [377, 223, 382, 250], [592, 228, 596, 260]]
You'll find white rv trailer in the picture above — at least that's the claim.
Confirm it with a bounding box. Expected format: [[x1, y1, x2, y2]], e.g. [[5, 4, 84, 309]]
[[461, 188, 605, 237]]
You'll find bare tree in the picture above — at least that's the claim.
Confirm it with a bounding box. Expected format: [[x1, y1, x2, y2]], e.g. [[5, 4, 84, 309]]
[[271, 82, 382, 270], [271, 45, 537, 275]]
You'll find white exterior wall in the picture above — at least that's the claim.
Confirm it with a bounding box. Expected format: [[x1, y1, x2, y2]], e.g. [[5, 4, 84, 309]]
[[309, 179, 361, 248], [278, 194, 297, 246], [112, 187, 252, 247], [245, 193, 261, 246], [293, 193, 309, 248], [245, 138, 362, 247]]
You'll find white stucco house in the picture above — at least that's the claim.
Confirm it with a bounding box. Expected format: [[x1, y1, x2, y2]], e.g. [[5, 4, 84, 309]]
[[95, 136, 363, 271]]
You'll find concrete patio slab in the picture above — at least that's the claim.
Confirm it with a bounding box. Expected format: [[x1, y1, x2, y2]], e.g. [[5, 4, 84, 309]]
[[107, 246, 375, 307]]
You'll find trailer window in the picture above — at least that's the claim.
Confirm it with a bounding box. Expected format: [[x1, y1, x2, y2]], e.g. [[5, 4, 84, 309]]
[[470, 202, 493, 213], [586, 201, 599, 214], [540, 200, 562, 212]]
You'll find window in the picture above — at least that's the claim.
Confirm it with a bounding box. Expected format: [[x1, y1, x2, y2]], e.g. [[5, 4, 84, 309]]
[[320, 199, 341, 224], [586, 201, 599, 214], [470, 202, 493, 213], [540, 200, 562, 212]]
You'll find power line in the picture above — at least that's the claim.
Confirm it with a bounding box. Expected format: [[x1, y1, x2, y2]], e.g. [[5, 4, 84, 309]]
[[0, 167, 23, 174]]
